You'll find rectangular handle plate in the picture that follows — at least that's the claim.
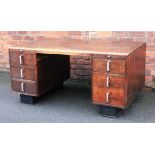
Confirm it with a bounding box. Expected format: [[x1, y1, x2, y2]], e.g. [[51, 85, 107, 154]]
[[106, 77, 110, 87], [106, 92, 110, 103], [20, 68, 24, 78], [21, 82, 25, 92], [106, 60, 111, 72], [19, 55, 24, 65]]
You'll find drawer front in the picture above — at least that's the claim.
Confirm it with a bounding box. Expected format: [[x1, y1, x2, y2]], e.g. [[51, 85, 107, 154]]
[[93, 59, 126, 75], [9, 49, 36, 67], [92, 87, 125, 108], [11, 80, 37, 95], [92, 74, 125, 89], [10, 66, 37, 81]]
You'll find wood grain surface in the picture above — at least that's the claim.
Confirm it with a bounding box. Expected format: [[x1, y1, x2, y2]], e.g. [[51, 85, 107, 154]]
[[9, 39, 145, 56]]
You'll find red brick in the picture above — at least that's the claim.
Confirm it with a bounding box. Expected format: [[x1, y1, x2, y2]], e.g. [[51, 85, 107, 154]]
[[145, 75, 152, 81], [24, 36, 34, 41], [146, 51, 155, 57], [70, 74, 79, 80], [0, 31, 9, 35], [70, 70, 75, 75], [55, 31, 69, 36], [134, 38, 146, 42], [112, 31, 129, 37], [35, 36, 47, 40], [0, 40, 8, 44], [96, 31, 112, 37], [70, 58, 76, 64], [77, 65, 91, 70], [145, 75, 153, 87], [146, 45, 155, 51], [147, 38, 155, 45], [145, 57, 149, 63], [146, 32, 154, 38], [70, 64, 77, 69], [128, 32, 146, 37], [76, 59, 91, 65], [151, 70, 155, 76], [95, 37, 119, 42], [68, 31, 81, 36], [145, 68, 151, 75], [40, 31, 55, 36], [71, 55, 84, 59], [1, 35, 12, 41], [27, 31, 41, 35], [146, 56, 155, 63], [145, 64, 155, 75], [12, 35, 22, 40], [4, 40, 19, 45], [8, 31, 18, 35], [75, 70, 90, 76], [17, 31, 28, 35], [118, 38, 135, 43]]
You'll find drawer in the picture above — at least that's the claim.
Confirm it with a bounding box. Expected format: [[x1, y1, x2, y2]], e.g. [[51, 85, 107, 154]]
[[11, 80, 37, 95], [9, 49, 36, 67], [10, 66, 37, 81], [92, 73, 125, 89], [93, 59, 126, 75], [92, 87, 125, 108]]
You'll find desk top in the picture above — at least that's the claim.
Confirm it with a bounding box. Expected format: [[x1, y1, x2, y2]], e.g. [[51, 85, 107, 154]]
[[9, 39, 145, 56]]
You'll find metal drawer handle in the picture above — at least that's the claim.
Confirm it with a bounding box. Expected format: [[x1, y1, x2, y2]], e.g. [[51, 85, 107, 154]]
[[106, 92, 110, 103], [21, 82, 25, 92], [19, 55, 24, 65], [20, 68, 24, 78], [106, 77, 110, 87], [106, 60, 111, 72]]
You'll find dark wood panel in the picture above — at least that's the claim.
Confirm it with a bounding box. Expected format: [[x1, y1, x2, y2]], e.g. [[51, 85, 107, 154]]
[[126, 43, 146, 107], [11, 80, 37, 96], [92, 73, 125, 89], [92, 87, 125, 108], [37, 54, 70, 96], [9, 49, 36, 67], [93, 59, 126, 75], [10, 66, 37, 81]]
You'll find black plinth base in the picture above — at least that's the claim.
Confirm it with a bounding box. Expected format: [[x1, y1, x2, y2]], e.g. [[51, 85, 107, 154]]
[[98, 105, 123, 118], [20, 94, 37, 104], [56, 82, 64, 89]]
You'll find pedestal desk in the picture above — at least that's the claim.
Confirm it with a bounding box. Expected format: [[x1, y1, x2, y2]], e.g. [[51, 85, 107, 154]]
[[9, 39, 146, 117]]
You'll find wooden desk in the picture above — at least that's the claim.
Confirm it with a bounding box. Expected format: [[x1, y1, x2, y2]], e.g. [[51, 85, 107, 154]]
[[9, 39, 146, 117]]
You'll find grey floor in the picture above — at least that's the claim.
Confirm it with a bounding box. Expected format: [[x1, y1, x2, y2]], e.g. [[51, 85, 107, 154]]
[[0, 72, 155, 123]]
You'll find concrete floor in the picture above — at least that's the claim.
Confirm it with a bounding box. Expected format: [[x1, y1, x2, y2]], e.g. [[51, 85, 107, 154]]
[[0, 72, 155, 123]]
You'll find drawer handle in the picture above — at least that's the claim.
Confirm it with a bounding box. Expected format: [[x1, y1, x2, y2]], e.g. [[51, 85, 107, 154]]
[[20, 68, 24, 78], [106, 92, 110, 103], [106, 77, 110, 87], [106, 60, 111, 72], [19, 55, 24, 65], [21, 82, 25, 92]]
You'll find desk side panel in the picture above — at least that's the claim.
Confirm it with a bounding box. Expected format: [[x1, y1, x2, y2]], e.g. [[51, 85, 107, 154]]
[[126, 43, 146, 107]]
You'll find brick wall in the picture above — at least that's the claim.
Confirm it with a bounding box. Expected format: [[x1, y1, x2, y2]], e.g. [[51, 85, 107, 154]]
[[0, 31, 155, 88]]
